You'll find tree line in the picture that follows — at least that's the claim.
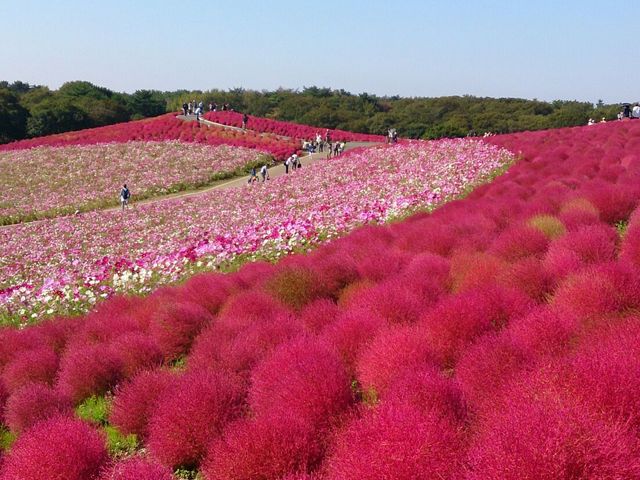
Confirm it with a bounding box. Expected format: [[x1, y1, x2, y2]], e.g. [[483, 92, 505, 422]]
[[0, 80, 623, 144]]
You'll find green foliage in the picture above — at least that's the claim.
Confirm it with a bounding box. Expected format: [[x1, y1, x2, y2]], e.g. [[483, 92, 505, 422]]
[[104, 425, 138, 457], [0, 426, 16, 451], [0, 88, 28, 142], [128, 89, 166, 118], [76, 395, 109, 425]]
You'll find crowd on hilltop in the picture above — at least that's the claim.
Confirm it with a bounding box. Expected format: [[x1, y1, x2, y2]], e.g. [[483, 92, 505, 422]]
[[589, 102, 640, 125], [181, 100, 233, 120]]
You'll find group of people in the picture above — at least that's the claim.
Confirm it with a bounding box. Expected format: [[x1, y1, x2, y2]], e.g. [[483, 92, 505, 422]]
[[300, 131, 346, 158], [387, 128, 398, 144], [589, 103, 640, 125], [181, 101, 233, 120], [248, 164, 273, 183]]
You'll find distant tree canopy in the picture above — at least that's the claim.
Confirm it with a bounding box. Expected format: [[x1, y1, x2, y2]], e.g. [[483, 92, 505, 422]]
[[0, 79, 628, 144]]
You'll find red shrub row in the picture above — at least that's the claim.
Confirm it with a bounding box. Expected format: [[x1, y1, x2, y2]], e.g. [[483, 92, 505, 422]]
[[204, 111, 386, 143]]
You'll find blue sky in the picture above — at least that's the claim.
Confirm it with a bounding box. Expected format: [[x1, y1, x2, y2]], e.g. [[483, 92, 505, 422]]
[[1, 0, 638, 103]]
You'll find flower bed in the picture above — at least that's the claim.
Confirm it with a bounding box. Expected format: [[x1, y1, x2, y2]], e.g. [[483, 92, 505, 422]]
[[1, 122, 640, 478], [204, 111, 386, 142], [0, 142, 269, 224], [0, 139, 512, 324], [0, 114, 299, 160]]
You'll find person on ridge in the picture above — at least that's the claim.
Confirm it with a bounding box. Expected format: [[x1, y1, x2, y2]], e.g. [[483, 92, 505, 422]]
[[242, 113, 249, 130]]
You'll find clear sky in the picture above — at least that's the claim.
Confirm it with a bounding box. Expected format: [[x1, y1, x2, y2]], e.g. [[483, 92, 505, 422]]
[[1, 0, 638, 103]]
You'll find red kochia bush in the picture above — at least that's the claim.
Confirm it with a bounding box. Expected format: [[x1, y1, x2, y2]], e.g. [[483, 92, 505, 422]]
[[355, 325, 436, 397], [5, 383, 73, 433], [325, 403, 464, 480], [147, 370, 245, 469], [148, 301, 213, 361], [108, 332, 163, 378], [202, 414, 324, 480], [553, 261, 640, 319], [542, 224, 618, 281], [180, 272, 238, 314], [97, 457, 174, 480], [384, 365, 467, 424], [56, 343, 123, 404], [249, 337, 352, 425], [489, 225, 550, 261], [265, 266, 329, 311], [0, 416, 108, 480], [466, 394, 640, 479], [1, 346, 59, 393], [109, 369, 178, 440], [299, 298, 341, 333], [420, 285, 533, 367]]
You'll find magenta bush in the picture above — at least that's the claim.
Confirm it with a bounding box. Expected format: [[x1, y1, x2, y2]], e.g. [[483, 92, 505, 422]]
[[466, 393, 640, 479], [552, 262, 640, 319], [202, 414, 324, 480], [147, 369, 245, 469], [384, 365, 467, 424], [489, 225, 550, 261], [148, 301, 213, 361], [97, 457, 174, 480], [249, 337, 352, 426], [108, 332, 163, 378], [325, 402, 464, 480], [4, 383, 73, 433], [56, 343, 123, 404], [299, 298, 341, 333], [355, 325, 436, 397], [1, 346, 59, 393], [109, 369, 178, 440], [419, 285, 533, 367], [320, 310, 386, 373], [0, 416, 108, 480]]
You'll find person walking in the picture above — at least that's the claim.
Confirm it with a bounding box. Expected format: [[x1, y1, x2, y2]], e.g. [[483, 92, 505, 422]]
[[285, 155, 291, 174], [120, 184, 131, 210], [242, 113, 249, 130], [260, 164, 269, 182], [247, 167, 258, 184], [182, 102, 188, 115]]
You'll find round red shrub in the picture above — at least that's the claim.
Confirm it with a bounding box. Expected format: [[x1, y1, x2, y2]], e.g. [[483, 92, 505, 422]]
[[449, 251, 509, 293], [56, 343, 123, 404], [489, 225, 550, 261], [97, 457, 174, 480], [148, 301, 213, 361], [420, 285, 533, 367], [466, 394, 640, 479], [4, 383, 73, 433], [202, 414, 324, 480], [299, 298, 341, 333], [542, 224, 618, 281], [108, 332, 163, 378], [265, 266, 329, 311], [325, 403, 464, 480], [249, 337, 352, 426], [455, 333, 531, 414], [180, 272, 238, 314], [384, 365, 467, 424], [0, 416, 108, 480], [552, 261, 640, 319], [320, 310, 386, 374], [355, 325, 436, 397], [147, 369, 245, 469], [1, 346, 59, 393], [109, 369, 177, 440]]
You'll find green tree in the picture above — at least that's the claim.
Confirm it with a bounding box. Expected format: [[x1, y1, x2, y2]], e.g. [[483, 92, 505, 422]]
[[0, 89, 29, 143]]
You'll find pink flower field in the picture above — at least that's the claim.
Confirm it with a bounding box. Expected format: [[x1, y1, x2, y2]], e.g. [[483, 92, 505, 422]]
[[0, 139, 512, 324], [0, 120, 639, 479], [0, 141, 269, 224]]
